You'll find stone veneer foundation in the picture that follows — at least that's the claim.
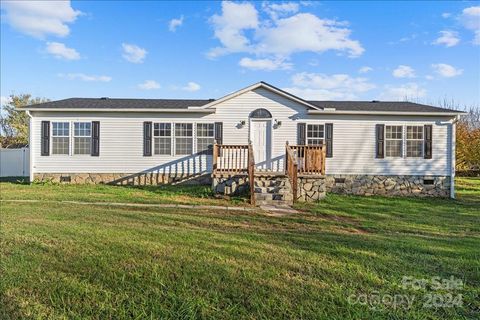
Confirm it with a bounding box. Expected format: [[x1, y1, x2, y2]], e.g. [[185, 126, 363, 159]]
[[325, 175, 450, 197], [35, 173, 451, 199], [33, 173, 211, 185]]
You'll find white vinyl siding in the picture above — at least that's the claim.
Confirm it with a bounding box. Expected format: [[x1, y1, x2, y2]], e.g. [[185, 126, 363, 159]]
[[29, 88, 455, 176]]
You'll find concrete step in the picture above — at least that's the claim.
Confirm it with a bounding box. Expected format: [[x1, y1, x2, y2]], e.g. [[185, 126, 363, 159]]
[[255, 199, 293, 206], [254, 180, 291, 188], [254, 192, 293, 202], [254, 186, 291, 194]]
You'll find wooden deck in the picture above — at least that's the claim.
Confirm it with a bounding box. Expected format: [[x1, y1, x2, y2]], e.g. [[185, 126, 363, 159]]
[[212, 143, 326, 204]]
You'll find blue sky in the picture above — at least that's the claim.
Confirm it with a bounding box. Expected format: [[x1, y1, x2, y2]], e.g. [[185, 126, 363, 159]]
[[1, 1, 479, 106]]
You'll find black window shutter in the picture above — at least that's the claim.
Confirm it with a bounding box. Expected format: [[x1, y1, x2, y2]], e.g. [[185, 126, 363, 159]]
[[375, 124, 385, 159], [91, 121, 100, 156], [297, 123, 306, 145], [214, 122, 223, 145], [143, 122, 152, 156], [325, 123, 333, 158], [424, 125, 432, 159], [41, 121, 50, 156]]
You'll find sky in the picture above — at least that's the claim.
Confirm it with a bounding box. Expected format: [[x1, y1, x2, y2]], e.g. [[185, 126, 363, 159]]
[[1, 1, 479, 107]]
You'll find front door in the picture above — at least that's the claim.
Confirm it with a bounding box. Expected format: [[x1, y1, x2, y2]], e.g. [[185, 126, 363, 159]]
[[251, 120, 272, 170]]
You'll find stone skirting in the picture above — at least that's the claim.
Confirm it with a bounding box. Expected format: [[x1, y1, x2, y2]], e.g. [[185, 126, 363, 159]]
[[34, 172, 451, 199], [297, 176, 326, 202], [33, 173, 211, 185], [325, 175, 450, 197], [212, 174, 249, 196]]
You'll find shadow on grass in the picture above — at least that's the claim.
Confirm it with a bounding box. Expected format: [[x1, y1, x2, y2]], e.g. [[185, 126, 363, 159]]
[[0, 176, 29, 184]]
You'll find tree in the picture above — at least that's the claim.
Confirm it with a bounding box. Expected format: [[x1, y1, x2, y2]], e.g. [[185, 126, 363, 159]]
[[456, 106, 480, 172], [0, 94, 49, 148]]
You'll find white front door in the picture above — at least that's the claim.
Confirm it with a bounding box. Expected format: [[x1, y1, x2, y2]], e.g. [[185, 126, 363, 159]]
[[251, 120, 272, 170]]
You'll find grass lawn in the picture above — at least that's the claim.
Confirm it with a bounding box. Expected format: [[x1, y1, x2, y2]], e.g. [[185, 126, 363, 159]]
[[0, 178, 248, 206], [0, 178, 479, 319]]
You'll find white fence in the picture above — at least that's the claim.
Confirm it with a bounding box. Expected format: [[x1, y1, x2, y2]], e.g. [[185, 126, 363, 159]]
[[0, 148, 30, 177]]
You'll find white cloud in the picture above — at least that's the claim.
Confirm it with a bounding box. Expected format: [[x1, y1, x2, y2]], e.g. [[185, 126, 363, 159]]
[[431, 63, 463, 78], [433, 30, 460, 47], [121, 43, 147, 63], [263, 2, 299, 19], [208, 1, 259, 57], [358, 66, 373, 73], [182, 82, 201, 92], [208, 1, 363, 62], [58, 73, 112, 82], [169, 16, 184, 32], [283, 72, 375, 100], [45, 42, 80, 60], [138, 80, 160, 90], [1, 0, 81, 38], [239, 57, 292, 71], [459, 6, 480, 45], [256, 13, 364, 57], [442, 12, 452, 18], [425, 75, 434, 80], [392, 65, 416, 78], [379, 83, 427, 101]]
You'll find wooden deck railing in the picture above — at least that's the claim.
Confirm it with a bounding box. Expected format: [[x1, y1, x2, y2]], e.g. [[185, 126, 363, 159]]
[[212, 144, 249, 174], [212, 143, 255, 205], [288, 144, 326, 175]]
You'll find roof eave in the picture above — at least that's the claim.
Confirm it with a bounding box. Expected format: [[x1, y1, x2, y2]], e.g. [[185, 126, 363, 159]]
[[21, 108, 216, 113], [307, 110, 466, 116]]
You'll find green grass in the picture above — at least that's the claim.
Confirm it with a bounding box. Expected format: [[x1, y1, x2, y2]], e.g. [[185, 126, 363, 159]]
[[0, 180, 249, 206], [0, 178, 479, 319]]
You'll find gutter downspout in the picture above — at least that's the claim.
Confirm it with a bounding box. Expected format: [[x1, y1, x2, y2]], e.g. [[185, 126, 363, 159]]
[[450, 115, 459, 199], [26, 111, 34, 183]]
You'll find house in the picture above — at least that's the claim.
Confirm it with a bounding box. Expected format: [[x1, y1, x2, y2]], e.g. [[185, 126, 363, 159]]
[[20, 82, 464, 204]]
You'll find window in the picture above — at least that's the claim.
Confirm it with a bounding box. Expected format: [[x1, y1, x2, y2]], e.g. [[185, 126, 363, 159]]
[[307, 124, 324, 145], [175, 123, 193, 155], [385, 125, 403, 157], [74, 122, 91, 155], [196, 123, 214, 153], [406, 126, 423, 157], [52, 122, 69, 155], [154, 123, 171, 155]]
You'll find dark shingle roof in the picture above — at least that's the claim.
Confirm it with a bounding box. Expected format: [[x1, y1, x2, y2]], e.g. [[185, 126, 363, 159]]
[[24, 97, 460, 113], [307, 101, 459, 113], [25, 98, 212, 109]]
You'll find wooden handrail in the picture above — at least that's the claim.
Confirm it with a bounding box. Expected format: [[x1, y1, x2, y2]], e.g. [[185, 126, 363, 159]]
[[285, 143, 298, 202], [248, 143, 255, 205]]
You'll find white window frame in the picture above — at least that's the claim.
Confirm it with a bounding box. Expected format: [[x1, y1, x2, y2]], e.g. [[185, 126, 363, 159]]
[[153, 122, 172, 155], [73, 122, 92, 156], [174, 122, 194, 156], [385, 125, 403, 158], [306, 124, 325, 145], [196, 123, 215, 153], [51, 121, 70, 156], [406, 125, 424, 158]]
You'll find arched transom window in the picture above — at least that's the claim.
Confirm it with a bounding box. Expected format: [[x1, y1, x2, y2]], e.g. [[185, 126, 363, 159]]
[[249, 108, 272, 118]]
